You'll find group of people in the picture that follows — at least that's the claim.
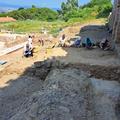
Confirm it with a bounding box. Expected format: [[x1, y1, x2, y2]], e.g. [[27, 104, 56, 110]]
[[23, 34, 111, 58], [75, 37, 110, 50], [59, 34, 111, 50], [23, 35, 46, 58]]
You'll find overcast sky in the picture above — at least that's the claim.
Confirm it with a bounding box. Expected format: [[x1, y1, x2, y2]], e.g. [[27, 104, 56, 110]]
[[0, 0, 91, 8]]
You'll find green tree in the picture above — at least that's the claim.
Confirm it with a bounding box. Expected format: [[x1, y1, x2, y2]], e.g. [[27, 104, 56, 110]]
[[91, 0, 112, 18], [91, 0, 111, 6], [32, 5, 36, 8], [61, 0, 79, 15], [3, 7, 58, 21], [18, 7, 24, 10]]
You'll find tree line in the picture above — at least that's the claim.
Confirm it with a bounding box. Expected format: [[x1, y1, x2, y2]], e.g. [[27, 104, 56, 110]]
[[0, 0, 112, 22], [60, 0, 112, 21]]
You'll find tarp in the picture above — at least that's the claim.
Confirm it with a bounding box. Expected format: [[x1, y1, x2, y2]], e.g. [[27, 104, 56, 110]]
[[0, 60, 7, 65]]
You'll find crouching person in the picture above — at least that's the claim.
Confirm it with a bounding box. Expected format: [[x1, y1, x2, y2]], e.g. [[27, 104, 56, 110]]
[[82, 37, 93, 49], [74, 36, 81, 47], [100, 38, 110, 50], [24, 43, 33, 57]]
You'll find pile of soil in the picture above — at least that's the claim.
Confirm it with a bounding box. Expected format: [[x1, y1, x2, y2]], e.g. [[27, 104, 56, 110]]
[[9, 69, 120, 120]]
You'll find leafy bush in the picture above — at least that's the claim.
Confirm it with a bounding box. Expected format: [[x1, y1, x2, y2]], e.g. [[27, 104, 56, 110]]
[[0, 8, 58, 21], [0, 0, 112, 22], [97, 4, 112, 18], [60, 0, 112, 21]]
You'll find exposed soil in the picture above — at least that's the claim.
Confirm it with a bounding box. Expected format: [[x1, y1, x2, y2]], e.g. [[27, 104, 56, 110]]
[[0, 21, 120, 120]]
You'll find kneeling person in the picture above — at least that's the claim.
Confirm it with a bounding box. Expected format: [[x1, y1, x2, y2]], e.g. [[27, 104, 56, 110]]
[[100, 38, 110, 50], [74, 36, 81, 47], [24, 43, 33, 57]]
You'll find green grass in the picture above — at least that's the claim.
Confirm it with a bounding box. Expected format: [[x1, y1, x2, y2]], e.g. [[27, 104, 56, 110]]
[[0, 18, 106, 35], [0, 20, 66, 33]]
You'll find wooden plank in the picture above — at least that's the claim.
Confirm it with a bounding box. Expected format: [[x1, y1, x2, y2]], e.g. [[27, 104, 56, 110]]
[[0, 42, 26, 56]]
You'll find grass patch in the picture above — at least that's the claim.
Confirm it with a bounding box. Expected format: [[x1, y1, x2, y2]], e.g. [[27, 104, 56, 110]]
[[0, 18, 106, 35]]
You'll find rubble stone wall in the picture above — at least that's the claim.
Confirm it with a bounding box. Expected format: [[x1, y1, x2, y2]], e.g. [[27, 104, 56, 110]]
[[109, 0, 120, 43]]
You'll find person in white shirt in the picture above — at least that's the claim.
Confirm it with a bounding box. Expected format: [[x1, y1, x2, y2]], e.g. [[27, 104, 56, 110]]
[[28, 36, 33, 47]]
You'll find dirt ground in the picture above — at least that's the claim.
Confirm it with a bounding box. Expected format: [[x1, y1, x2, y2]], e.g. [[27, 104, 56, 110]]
[[0, 20, 120, 86], [0, 21, 120, 120]]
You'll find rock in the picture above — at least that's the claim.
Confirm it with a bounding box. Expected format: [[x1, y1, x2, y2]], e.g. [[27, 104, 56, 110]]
[[116, 69, 120, 74]]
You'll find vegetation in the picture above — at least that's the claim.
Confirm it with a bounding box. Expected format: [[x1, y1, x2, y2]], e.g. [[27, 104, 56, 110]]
[[0, 0, 112, 21], [0, 0, 112, 34], [0, 18, 106, 35], [0, 20, 66, 33], [60, 0, 112, 21], [0, 7, 58, 21]]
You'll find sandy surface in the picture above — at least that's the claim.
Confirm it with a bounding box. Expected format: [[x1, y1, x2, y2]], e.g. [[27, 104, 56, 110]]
[[47, 47, 120, 66]]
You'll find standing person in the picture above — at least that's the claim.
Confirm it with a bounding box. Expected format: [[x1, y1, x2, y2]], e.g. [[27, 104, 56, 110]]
[[28, 36, 33, 47], [39, 38, 44, 46], [59, 34, 66, 47]]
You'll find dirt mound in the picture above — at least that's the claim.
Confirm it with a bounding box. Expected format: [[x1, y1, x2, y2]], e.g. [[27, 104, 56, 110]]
[[0, 75, 44, 120], [9, 69, 120, 120], [0, 17, 16, 23], [28, 59, 120, 82], [80, 25, 110, 43]]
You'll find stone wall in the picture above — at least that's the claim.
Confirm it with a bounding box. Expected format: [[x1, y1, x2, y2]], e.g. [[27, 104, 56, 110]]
[[110, 0, 120, 43]]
